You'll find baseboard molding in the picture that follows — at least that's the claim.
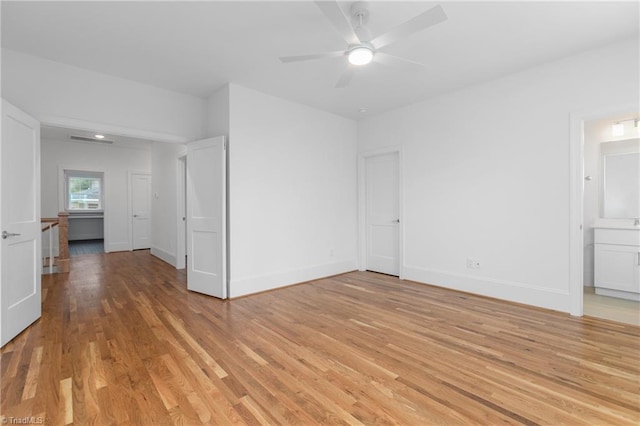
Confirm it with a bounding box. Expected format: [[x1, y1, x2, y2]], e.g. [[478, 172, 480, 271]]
[[150, 246, 177, 268], [106, 242, 130, 253], [230, 259, 358, 298], [403, 265, 571, 313]]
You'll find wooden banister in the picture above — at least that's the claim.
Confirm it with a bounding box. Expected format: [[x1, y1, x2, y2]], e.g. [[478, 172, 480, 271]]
[[41, 218, 59, 232]]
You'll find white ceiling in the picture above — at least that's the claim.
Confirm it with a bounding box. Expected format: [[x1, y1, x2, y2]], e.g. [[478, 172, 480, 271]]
[[2, 1, 638, 120]]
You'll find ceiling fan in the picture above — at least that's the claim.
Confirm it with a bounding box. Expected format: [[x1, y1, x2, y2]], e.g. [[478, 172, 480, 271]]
[[279, 1, 448, 88]]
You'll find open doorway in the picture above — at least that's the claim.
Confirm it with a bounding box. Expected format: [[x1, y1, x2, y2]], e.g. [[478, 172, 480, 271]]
[[580, 111, 639, 325], [41, 124, 156, 265]]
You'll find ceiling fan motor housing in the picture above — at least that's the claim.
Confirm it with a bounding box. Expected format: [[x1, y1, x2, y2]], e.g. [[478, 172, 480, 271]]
[[350, 1, 370, 25], [350, 1, 372, 41]]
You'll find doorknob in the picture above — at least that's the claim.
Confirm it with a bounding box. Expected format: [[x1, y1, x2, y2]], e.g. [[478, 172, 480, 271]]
[[394, 219, 400, 223], [2, 231, 20, 239], [133, 214, 138, 218]]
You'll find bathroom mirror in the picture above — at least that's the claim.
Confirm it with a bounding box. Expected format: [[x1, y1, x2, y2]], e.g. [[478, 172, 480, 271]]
[[603, 150, 640, 219]]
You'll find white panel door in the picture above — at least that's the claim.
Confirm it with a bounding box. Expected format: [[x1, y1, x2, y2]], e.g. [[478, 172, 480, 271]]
[[131, 173, 151, 250], [1, 100, 41, 347], [186, 137, 226, 298], [366, 152, 400, 276]]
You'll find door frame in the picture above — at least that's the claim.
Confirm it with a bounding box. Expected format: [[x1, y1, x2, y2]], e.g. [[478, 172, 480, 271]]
[[358, 146, 404, 279], [127, 171, 152, 250], [568, 101, 638, 316], [175, 152, 187, 270]]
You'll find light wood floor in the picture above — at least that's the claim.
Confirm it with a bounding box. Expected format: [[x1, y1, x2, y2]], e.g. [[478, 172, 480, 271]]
[[2, 251, 639, 425], [584, 286, 640, 326]]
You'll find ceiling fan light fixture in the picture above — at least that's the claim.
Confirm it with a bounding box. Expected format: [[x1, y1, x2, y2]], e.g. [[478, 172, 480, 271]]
[[348, 46, 373, 66]]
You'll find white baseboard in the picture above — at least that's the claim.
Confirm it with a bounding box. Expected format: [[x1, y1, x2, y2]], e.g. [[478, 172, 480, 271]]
[[150, 246, 177, 267], [106, 242, 130, 253], [230, 258, 358, 298], [403, 265, 571, 313]]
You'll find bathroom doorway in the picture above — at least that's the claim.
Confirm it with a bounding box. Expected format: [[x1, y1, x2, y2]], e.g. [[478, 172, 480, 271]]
[[581, 112, 639, 325]]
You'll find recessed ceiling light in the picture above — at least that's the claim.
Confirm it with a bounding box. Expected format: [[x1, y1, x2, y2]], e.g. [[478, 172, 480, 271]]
[[358, 108, 368, 113], [94, 134, 105, 139]]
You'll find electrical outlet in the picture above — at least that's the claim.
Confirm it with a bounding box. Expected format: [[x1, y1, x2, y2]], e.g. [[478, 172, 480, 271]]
[[466, 258, 474, 268], [474, 259, 481, 269]]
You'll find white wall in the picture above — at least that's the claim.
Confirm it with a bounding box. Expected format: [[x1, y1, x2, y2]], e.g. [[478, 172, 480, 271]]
[[150, 141, 186, 266], [207, 84, 230, 138], [1, 49, 207, 142], [41, 137, 151, 253], [358, 38, 639, 313], [228, 84, 358, 297]]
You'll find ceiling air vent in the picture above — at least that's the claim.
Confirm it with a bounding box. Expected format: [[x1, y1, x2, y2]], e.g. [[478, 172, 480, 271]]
[[70, 135, 114, 144]]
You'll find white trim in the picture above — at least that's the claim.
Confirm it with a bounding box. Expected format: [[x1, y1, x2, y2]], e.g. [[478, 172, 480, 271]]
[[150, 246, 177, 267], [229, 259, 358, 298], [358, 146, 404, 279], [175, 155, 187, 270], [568, 102, 639, 316], [39, 116, 188, 144]]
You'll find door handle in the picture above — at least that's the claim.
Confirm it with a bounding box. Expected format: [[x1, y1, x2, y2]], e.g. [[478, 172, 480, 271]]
[[394, 219, 400, 223], [133, 214, 138, 218], [2, 231, 20, 239]]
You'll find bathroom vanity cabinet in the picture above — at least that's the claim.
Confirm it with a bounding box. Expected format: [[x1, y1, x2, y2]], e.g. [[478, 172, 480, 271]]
[[594, 227, 640, 301]]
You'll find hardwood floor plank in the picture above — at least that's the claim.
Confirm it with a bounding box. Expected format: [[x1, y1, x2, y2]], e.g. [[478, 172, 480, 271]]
[[21, 346, 43, 400], [2, 252, 639, 425], [60, 377, 73, 425]]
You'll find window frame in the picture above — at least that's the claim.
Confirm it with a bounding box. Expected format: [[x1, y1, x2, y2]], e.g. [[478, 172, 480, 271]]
[[64, 170, 104, 213]]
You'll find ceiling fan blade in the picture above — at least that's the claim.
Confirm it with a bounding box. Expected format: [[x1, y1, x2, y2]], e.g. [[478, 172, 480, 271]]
[[370, 4, 447, 50], [280, 51, 345, 63], [314, 1, 361, 46], [374, 52, 426, 71], [335, 65, 355, 88]]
